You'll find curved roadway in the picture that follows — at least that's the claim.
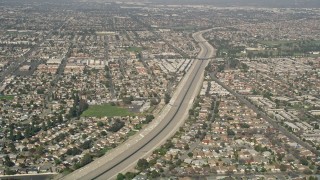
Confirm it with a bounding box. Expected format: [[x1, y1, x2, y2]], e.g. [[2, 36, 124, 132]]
[[61, 29, 215, 180]]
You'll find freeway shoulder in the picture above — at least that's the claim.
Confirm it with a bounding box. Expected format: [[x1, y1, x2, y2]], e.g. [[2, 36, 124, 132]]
[[61, 29, 215, 180]]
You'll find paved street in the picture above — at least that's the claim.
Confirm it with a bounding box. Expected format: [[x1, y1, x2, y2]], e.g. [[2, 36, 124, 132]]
[[1, 3, 319, 180], [209, 73, 320, 157], [61, 29, 215, 180], [0, 173, 56, 180], [0, 17, 71, 84]]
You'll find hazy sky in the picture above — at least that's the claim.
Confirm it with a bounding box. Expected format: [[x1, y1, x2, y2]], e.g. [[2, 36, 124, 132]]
[[148, 0, 320, 8], [2, 0, 320, 8]]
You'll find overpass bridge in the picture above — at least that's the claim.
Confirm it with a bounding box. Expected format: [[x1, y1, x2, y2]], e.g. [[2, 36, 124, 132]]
[[198, 57, 213, 60]]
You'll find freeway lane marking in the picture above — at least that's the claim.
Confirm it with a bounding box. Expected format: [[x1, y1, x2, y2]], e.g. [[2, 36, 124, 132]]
[[62, 29, 214, 180]]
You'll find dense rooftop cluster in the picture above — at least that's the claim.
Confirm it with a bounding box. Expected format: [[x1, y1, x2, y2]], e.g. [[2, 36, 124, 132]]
[[0, 1, 319, 179]]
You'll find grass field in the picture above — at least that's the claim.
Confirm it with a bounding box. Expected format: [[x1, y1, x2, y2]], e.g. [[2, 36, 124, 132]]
[[259, 40, 297, 47], [0, 95, 15, 100], [259, 40, 320, 47], [126, 46, 143, 53], [170, 26, 197, 31], [81, 104, 134, 118]]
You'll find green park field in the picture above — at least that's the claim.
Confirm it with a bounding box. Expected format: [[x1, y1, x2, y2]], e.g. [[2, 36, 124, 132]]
[[0, 95, 15, 100], [126, 46, 144, 53], [81, 104, 134, 118]]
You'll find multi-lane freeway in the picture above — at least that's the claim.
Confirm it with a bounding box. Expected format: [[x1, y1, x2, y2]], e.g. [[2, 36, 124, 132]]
[[61, 29, 215, 180]]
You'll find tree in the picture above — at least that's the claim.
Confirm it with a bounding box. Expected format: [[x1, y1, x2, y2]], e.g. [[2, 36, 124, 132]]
[[73, 163, 82, 170], [100, 131, 107, 136], [58, 114, 63, 123], [226, 116, 234, 121], [240, 123, 250, 128], [125, 172, 136, 179], [54, 158, 62, 165], [303, 169, 313, 175], [229, 58, 239, 69], [81, 140, 93, 150], [280, 164, 287, 172], [8, 142, 17, 153], [37, 88, 45, 94], [144, 115, 154, 124], [137, 158, 149, 171], [16, 131, 23, 140], [150, 98, 159, 106], [81, 153, 92, 166], [187, 152, 193, 158], [309, 176, 318, 180], [97, 121, 104, 127], [108, 119, 125, 132], [69, 106, 77, 118], [189, 109, 194, 116], [164, 140, 173, 149], [4, 155, 15, 167], [79, 99, 89, 115], [116, 173, 125, 180], [227, 128, 235, 136], [82, 134, 88, 139], [217, 64, 225, 72], [202, 123, 208, 129], [9, 123, 14, 141], [241, 63, 249, 72], [176, 159, 182, 166], [36, 145, 45, 156], [150, 170, 160, 178], [251, 89, 259, 95], [149, 158, 157, 166], [47, 120, 53, 128], [123, 97, 132, 104], [19, 162, 27, 168], [255, 144, 263, 152], [300, 158, 309, 166], [263, 91, 273, 99], [184, 144, 190, 150], [23, 126, 30, 138], [66, 147, 82, 156], [164, 93, 171, 104], [4, 168, 16, 175], [41, 122, 47, 131]]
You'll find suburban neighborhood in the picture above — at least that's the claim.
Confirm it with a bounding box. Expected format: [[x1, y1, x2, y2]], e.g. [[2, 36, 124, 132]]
[[0, 0, 319, 179]]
